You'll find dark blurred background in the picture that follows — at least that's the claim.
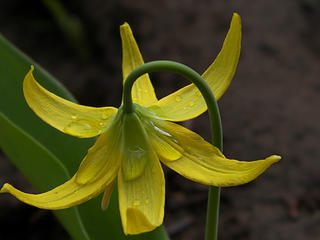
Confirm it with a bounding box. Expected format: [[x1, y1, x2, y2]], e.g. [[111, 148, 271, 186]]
[[1, 0, 320, 239]]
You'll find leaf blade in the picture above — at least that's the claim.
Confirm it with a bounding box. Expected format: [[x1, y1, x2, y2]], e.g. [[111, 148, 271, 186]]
[[0, 113, 90, 240]]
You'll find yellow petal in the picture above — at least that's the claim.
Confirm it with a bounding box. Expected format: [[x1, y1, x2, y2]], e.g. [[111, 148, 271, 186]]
[[155, 121, 280, 187], [0, 121, 120, 209], [148, 13, 241, 121], [118, 149, 165, 235], [23, 66, 117, 138], [0, 160, 119, 210], [150, 133, 182, 161], [120, 23, 158, 106], [75, 119, 122, 184]]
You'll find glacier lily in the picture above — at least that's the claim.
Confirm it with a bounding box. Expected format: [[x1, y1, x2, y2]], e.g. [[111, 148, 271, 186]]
[[0, 14, 280, 235]]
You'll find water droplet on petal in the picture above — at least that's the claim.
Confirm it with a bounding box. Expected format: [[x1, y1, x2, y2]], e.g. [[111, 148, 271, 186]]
[[64, 120, 92, 134], [71, 115, 77, 120], [102, 112, 109, 120], [133, 200, 141, 207], [175, 96, 182, 102], [153, 126, 172, 137], [99, 122, 104, 126], [189, 101, 195, 107]]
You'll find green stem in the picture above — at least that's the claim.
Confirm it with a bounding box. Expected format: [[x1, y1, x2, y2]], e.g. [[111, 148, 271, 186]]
[[123, 60, 223, 240]]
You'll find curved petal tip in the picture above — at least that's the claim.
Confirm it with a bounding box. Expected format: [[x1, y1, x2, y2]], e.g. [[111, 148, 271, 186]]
[[0, 183, 10, 193], [124, 208, 159, 235], [266, 155, 281, 163], [233, 12, 241, 19], [120, 22, 129, 29]]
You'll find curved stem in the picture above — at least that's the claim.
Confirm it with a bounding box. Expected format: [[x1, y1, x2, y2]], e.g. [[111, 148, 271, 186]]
[[123, 60, 223, 240]]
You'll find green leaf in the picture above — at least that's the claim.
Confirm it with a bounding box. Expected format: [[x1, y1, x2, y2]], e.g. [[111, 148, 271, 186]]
[[0, 113, 90, 240], [0, 34, 169, 240]]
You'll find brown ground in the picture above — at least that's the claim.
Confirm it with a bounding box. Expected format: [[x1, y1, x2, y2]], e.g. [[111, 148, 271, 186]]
[[0, 0, 320, 239]]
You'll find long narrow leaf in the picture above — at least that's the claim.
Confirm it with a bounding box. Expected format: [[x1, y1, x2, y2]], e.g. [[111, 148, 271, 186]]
[[0, 113, 90, 240]]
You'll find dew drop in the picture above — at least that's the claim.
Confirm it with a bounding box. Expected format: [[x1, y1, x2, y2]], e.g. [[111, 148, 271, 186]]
[[175, 96, 182, 102], [102, 112, 109, 120], [133, 200, 141, 207], [189, 101, 195, 107], [71, 115, 77, 120], [99, 122, 104, 126], [64, 120, 92, 134], [153, 125, 172, 137]]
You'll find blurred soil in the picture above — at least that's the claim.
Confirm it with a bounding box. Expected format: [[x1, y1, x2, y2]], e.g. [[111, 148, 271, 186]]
[[0, 0, 320, 239]]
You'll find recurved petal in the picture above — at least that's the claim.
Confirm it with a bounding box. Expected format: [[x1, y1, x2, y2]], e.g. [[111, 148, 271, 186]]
[[23, 66, 117, 138], [0, 120, 120, 209], [148, 13, 241, 121], [0, 160, 119, 210], [154, 120, 280, 187], [118, 149, 165, 235], [75, 121, 121, 184], [120, 23, 158, 106]]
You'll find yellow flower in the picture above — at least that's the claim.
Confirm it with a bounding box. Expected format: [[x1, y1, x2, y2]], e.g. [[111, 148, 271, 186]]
[[0, 14, 280, 235]]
